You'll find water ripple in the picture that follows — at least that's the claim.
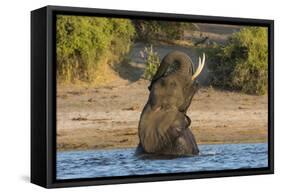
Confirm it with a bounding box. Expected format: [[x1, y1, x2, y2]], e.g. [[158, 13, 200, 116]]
[[57, 143, 268, 180]]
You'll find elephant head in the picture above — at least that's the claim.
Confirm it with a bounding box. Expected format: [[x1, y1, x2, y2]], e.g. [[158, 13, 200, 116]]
[[148, 51, 205, 90], [138, 51, 205, 156]]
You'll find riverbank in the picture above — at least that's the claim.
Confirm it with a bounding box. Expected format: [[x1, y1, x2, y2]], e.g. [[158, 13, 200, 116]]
[[57, 78, 268, 151]]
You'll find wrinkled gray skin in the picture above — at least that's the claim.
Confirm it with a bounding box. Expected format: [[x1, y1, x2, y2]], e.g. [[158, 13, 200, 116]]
[[137, 51, 199, 156]]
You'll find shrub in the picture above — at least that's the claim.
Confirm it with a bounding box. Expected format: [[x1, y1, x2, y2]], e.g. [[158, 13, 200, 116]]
[[141, 45, 160, 80], [56, 15, 135, 84], [206, 27, 268, 95], [134, 20, 197, 42]]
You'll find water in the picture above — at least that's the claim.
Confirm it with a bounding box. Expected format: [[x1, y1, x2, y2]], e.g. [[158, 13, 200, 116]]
[[56, 143, 268, 180]]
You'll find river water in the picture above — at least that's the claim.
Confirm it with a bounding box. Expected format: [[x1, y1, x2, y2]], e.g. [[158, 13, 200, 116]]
[[56, 143, 268, 180]]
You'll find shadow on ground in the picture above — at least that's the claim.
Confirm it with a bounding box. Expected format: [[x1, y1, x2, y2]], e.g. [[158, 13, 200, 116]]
[[111, 42, 211, 85]]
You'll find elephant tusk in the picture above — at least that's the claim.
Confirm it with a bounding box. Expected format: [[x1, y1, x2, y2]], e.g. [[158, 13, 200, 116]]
[[198, 56, 202, 71], [192, 53, 205, 80]]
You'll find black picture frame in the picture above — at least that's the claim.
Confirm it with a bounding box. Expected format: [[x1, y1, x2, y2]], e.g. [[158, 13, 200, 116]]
[[31, 5, 274, 188]]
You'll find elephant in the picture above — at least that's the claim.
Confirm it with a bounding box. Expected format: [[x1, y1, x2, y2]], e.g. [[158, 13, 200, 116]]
[[137, 51, 205, 156]]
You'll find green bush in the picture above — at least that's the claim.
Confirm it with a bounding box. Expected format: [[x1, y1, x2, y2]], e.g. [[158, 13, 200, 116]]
[[134, 20, 197, 42], [56, 15, 135, 83], [206, 27, 268, 95], [142, 45, 160, 80]]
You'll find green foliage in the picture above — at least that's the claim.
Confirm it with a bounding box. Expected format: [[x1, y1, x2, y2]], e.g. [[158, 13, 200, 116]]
[[56, 15, 135, 83], [206, 27, 268, 95], [142, 45, 160, 80], [134, 20, 197, 42]]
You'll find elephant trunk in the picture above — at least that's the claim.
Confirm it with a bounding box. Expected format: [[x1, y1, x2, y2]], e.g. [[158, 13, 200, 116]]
[[148, 51, 205, 90], [150, 51, 193, 86]]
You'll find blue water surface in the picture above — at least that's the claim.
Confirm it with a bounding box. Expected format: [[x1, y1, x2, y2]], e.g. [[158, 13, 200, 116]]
[[57, 143, 268, 180]]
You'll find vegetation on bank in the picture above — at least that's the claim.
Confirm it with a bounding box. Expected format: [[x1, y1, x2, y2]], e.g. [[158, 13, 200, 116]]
[[56, 17, 196, 84], [134, 20, 197, 42], [56, 15, 135, 84], [141, 45, 160, 80], [57, 16, 268, 95], [202, 27, 268, 95]]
